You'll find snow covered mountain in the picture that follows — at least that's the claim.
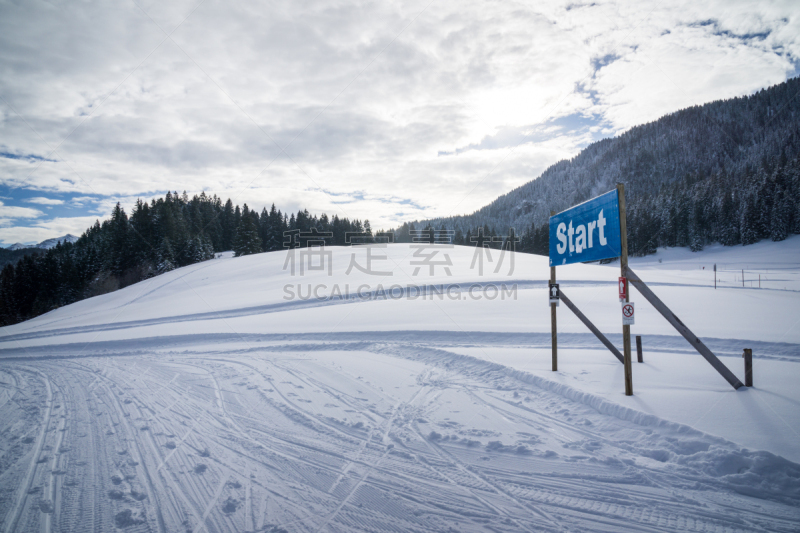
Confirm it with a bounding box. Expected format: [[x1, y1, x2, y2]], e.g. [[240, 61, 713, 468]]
[[3, 234, 79, 251], [33, 234, 79, 249], [0, 240, 798, 532]]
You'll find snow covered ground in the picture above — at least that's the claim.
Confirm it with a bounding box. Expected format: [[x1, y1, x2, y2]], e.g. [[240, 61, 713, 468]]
[[0, 237, 799, 532]]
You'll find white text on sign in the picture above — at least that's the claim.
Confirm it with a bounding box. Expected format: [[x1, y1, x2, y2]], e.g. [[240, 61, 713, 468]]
[[555, 210, 608, 255]]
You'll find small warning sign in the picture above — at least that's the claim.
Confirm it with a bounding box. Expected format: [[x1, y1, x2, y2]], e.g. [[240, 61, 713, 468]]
[[621, 302, 635, 325], [618, 276, 627, 302], [549, 283, 560, 307]]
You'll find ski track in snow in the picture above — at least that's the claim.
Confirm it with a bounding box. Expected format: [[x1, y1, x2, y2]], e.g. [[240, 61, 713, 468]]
[[0, 339, 798, 532]]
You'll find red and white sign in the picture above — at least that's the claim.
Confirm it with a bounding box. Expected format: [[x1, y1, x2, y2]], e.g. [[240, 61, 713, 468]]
[[618, 277, 627, 302], [621, 302, 635, 325]]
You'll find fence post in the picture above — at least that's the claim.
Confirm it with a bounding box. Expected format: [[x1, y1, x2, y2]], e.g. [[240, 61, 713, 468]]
[[743, 349, 753, 387], [636, 335, 643, 363]]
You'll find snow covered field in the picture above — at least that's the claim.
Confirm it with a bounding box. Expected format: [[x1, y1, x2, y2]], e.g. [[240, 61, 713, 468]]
[[0, 237, 799, 532]]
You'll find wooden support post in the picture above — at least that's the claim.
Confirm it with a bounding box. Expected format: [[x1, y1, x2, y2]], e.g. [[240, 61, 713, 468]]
[[743, 348, 753, 387], [625, 265, 745, 390], [559, 290, 624, 363], [550, 211, 558, 372], [617, 184, 633, 396], [636, 335, 643, 363]]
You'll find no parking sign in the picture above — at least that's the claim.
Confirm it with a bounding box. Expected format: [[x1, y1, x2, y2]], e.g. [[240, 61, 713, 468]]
[[621, 302, 635, 325]]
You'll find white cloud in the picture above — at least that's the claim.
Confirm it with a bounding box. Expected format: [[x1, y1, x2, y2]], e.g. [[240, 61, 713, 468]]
[[25, 197, 64, 205], [0, 201, 43, 219], [70, 196, 100, 207], [0, 0, 797, 230]]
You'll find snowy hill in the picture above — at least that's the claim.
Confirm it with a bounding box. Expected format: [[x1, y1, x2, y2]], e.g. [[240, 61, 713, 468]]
[[0, 239, 798, 532], [5, 243, 28, 251]]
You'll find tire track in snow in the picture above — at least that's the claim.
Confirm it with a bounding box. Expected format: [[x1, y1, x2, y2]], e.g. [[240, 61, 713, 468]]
[[42, 381, 67, 533], [192, 357, 465, 530], [175, 360, 334, 529], [409, 417, 563, 532], [199, 353, 665, 531], [81, 367, 169, 533], [312, 447, 391, 533], [325, 397, 403, 496], [406, 355, 789, 532], [3, 368, 52, 533], [260, 360, 519, 531], [82, 360, 226, 532], [193, 475, 229, 533], [378, 383, 540, 528]]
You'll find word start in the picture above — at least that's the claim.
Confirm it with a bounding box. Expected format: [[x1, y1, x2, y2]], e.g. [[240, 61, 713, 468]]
[[555, 210, 608, 254]]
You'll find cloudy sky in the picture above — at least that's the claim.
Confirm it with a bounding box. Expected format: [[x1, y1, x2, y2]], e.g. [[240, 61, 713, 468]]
[[1, 0, 798, 245]]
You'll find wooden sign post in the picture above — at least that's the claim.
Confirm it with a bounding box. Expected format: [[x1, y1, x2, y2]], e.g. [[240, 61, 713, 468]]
[[550, 211, 558, 372], [617, 183, 633, 396]]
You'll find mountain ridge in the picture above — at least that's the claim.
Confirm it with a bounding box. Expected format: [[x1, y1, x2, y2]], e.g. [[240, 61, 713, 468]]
[[4, 234, 79, 251], [412, 77, 800, 255]]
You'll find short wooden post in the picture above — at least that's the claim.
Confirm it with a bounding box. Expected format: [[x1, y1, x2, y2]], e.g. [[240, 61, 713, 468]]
[[618, 184, 633, 396], [743, 348, 753, 387], [550, 211, 558, 372], [636, 335, 643, 363]]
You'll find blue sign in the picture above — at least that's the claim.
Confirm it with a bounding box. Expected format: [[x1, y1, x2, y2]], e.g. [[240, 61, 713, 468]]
[[549, 189, 622, 266]]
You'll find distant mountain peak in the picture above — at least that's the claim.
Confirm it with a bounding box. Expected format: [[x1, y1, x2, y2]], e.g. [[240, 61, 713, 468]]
[[35, 234, 79, 249], [6, 234, 80, 250]]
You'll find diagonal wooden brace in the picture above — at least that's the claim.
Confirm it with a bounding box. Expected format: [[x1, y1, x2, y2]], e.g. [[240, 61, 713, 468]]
[[624, 266, 744, 390], [559, 289, 625, 364]]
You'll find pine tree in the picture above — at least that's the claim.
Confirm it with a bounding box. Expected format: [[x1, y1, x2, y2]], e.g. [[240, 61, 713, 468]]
[[157, 238, 176, 274], [740, 196, 759, 245], [232, 212, 263, 257], [108, 203, 135, 275], [770, 189, 790, 241], [719, 191, 738, 246], [221, 199, 235, 250]]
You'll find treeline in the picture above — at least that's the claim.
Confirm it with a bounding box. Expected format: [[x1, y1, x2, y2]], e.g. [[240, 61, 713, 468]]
[[0, 247, 43, 268], [391, 221, 549, 255], [0, 191, 374, 326], [624, 154, 800, 255]]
